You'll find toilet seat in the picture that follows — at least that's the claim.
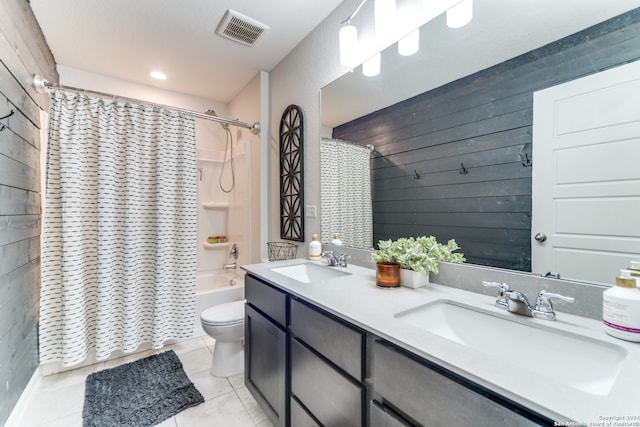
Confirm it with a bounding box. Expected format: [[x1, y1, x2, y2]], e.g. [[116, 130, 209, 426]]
[[201, 300, 245, 327]]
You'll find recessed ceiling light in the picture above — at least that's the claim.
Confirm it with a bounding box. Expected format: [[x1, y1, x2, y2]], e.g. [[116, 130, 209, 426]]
[[150, 71, 167, 80]]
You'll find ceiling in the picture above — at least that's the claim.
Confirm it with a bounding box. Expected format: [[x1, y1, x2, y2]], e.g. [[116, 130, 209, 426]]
[[29, 1, 640, 110], [29, 0, 344, 103]]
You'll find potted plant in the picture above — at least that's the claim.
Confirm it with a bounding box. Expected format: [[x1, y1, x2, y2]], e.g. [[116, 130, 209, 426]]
[[371, 236, 465, 288], [370, 239, 401, 288]]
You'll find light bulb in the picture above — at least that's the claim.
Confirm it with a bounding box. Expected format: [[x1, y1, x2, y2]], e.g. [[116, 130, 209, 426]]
[[398, 29, 419, 56], [362, 53, 381, 77], [339, 23, 359, 69], [150, 71, 167, 80], [446, 0, 473, 29], [375, 0, 397, 43]]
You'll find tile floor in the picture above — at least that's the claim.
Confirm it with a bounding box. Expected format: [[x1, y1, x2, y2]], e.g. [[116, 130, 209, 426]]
[[19, 336, 273, 427]]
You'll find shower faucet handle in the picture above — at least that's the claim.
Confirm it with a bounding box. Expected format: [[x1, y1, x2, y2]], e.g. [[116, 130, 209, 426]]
[[229, 243, 238, 259]]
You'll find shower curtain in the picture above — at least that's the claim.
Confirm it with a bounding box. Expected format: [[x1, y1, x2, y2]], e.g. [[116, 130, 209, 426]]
[[320, 138, 373, 249], [39, 90, 198, 366]]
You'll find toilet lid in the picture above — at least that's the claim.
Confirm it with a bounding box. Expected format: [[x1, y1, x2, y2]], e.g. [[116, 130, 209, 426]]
[[201, 300, 245, 326]]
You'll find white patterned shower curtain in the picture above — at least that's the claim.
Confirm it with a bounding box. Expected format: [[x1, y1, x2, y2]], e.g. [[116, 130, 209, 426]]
[[40, 90, 198, 366], [320, 138, 373, 248]]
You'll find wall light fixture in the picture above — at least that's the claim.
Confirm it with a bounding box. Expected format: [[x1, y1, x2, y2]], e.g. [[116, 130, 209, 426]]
[[338, 0, 473, 76], [446, 0, 473, 29]]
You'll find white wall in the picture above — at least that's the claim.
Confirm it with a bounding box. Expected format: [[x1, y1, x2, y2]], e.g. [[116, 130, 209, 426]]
[[268, 0, 362, 253]]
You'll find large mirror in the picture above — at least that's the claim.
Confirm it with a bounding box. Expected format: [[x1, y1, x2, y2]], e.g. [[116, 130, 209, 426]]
[[321, 2, 640, 285]]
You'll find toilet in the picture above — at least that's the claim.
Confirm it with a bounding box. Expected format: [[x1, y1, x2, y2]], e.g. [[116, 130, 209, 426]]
[[200, 299, 246, 377]]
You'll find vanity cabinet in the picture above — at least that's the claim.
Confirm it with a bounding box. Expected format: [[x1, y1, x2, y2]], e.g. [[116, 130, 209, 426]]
[[372, 340, 545, 427], [245, 275, 288, 427], [289, 299, 366, 426], [245, 271, 551, 427]]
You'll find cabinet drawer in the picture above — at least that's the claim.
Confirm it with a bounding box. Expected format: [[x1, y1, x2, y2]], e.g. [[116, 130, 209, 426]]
[[291, 338, 364, 427], [373, 341, 541, 427], [370, 400, 412, 427], [291, 396, 321, 427], [290, 298, 364, 380], [245, 274, 287, 327]]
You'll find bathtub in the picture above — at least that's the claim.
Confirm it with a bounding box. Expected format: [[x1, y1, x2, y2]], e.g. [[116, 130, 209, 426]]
[[194, 270, 246, 337]]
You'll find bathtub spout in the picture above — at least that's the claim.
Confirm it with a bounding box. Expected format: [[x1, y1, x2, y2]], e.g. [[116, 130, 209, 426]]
[[223, 263, 237, 270]]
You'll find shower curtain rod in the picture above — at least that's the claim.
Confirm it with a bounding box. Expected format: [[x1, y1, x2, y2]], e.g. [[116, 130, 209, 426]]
[[321, 136, 374, 152], [32, 75, 260, 134]]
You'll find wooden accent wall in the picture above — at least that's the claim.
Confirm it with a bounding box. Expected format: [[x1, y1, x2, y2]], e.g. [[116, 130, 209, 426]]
[[333, 9, 640, 271], [0, 0, 57, 423]]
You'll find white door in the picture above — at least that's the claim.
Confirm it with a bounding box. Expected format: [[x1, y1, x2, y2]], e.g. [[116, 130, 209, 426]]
[[532, 60, 640, 286]]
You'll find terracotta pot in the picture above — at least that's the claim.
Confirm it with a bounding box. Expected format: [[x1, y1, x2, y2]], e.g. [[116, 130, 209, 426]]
[[376, 262, 400, 288]]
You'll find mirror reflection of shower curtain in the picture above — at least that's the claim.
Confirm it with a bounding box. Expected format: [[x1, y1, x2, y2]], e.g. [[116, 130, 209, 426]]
[[40, 90, 197, 366], [320, 138, 373, 249]]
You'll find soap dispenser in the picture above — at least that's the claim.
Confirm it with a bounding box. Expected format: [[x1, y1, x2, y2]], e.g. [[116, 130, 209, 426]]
[[603, 269, 640, 342], [308, 234, 321, 261], [627, 260, 640, 285]]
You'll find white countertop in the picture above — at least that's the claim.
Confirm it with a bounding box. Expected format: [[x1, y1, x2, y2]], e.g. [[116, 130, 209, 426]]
[[242, 259, 640, 424]]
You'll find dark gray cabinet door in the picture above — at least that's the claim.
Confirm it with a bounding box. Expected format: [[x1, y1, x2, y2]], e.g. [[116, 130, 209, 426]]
[[245, 304, 287, 427], [291, 338, 364, 427]]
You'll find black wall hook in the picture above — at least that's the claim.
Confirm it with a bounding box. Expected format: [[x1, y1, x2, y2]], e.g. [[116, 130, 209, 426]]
[[459, 163, 468, 174], [0, 109, 15, 121], [413, 170, 420, 179], [0, 109, 14, 132], [522, 153, 532, 167]]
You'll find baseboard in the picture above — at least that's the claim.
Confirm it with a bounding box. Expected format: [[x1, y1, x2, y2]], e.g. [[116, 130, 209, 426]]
[[4, 367, 42, 427]]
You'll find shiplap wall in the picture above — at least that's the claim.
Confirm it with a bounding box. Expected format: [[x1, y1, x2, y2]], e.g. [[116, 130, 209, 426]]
[[333, 9, 640, 271], [0, 0, 57, 423]]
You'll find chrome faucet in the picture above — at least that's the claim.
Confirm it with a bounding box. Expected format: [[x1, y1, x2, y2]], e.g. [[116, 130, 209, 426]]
[[321, 251, 350, 267], [482, 281, 574, 320], [223, 243, 239, 269]]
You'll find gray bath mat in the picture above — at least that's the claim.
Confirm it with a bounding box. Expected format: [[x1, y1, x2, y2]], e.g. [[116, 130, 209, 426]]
[[82, 350, 204, 427]]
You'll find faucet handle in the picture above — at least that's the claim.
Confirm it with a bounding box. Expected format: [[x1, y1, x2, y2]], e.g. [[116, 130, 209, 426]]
[[482, 281, 510, 310], [535, 290, 574, 313], [482, 281, 510, 293], [337, 253, 351, 267]]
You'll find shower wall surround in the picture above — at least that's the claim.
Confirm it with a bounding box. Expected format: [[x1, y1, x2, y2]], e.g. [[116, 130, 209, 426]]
[[0, 0, 57, 424]]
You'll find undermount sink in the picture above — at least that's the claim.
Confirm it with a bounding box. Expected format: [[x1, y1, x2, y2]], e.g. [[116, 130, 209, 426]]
[[270, 262, 351, 283], [395, 300, 627, 396]]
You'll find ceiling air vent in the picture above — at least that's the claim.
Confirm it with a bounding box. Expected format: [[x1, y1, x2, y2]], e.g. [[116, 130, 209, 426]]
[[215, 9, 269, 46]]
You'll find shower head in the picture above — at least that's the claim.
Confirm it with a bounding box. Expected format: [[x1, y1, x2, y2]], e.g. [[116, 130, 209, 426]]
[[205, 109, 230, 130]]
